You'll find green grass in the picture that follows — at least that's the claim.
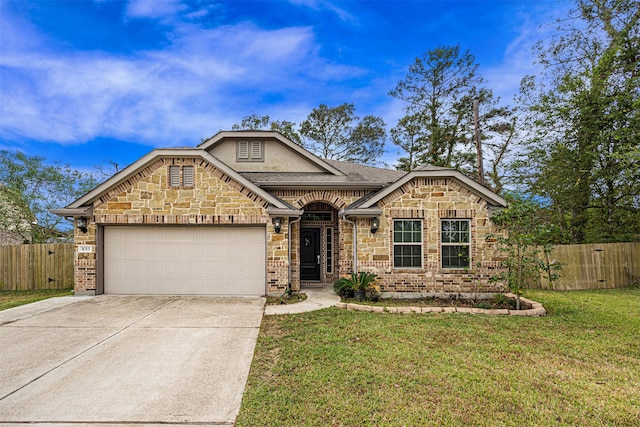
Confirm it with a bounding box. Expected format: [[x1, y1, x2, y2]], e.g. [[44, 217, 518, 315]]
[[237, 288, 640, 426], [0, 289, 73, 311]]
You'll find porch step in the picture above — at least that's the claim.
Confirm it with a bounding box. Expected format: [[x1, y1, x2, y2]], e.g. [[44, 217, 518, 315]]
[[301, 282, 332, 289]]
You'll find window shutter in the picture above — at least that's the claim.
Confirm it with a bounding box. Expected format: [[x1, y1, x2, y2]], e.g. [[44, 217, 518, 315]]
[[182, 166, 194, 187], [238, 141, 249, 159], [169, 166, 181, 187], [251, 140, 263, 160]]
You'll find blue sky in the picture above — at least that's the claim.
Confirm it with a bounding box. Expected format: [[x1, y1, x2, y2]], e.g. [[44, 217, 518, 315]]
[[0, 0, 569, 173]]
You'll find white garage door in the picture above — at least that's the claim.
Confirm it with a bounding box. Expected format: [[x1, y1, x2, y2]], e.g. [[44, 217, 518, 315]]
[[104, 226, 265, 296]]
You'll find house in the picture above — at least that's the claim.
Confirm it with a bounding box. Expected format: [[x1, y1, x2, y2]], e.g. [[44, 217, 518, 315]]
[[0, 185, 35, 245], [53, 131, 507, 296]]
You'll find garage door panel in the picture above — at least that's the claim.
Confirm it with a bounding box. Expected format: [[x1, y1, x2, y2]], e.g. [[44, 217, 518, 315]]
[[104, 226, 265, 295]]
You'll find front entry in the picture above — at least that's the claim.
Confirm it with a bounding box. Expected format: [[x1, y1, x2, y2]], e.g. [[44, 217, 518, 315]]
[[300, 227, 321, 281]]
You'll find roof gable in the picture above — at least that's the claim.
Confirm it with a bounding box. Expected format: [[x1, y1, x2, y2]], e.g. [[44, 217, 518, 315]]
[[199, 131, 345, 176], [347, 169, 506, 212], [57, 149, 295, 213]]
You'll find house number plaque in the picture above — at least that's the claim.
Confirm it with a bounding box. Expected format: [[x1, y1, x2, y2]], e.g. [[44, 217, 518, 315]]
[[78, 245, 94, 253]]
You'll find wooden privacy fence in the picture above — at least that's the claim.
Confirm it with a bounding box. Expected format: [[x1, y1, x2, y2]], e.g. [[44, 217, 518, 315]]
[[0, 243, 74, 291], [536, 242, 640, 290]]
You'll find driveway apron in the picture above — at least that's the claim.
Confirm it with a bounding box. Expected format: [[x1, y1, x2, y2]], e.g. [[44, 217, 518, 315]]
[[0, 295, 265, 426]]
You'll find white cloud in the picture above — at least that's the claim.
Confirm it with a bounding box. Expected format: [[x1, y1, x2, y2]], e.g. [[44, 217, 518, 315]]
[[0, 4, 364, 147], [125, 0, 184, 20], [288, 0, 357, 24]]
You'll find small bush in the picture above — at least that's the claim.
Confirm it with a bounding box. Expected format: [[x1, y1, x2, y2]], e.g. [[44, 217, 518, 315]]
[[333, 278, 354, 298], [333, 272, 379, 298]]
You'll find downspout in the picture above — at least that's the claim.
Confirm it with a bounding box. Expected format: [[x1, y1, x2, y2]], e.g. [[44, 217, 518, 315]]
[[343, 216, 357, 274], [288, 216, 302, 295]]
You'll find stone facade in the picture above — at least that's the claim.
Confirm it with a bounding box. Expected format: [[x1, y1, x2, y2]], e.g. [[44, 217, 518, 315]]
[[270, 189, 369, 292], [355, 177, 506, 293], [271, 182, 505, 294], [69, 156, 506, 296], [72, 157, 288, 295]]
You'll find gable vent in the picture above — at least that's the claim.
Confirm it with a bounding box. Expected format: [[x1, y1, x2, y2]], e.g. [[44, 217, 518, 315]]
[[183, 166, 194, 187], [169, 166, 181, 187], [251, 140, 263, 160], [237, 140, 263, 161], [238, 141, 250, 159]]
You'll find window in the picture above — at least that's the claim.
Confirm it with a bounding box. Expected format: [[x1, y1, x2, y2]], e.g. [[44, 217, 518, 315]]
[[301, 212, 333, 222], [393, 220, 422, 268], [237, 140, 263, 161], [326, 228, 333, 273], [441, 219, 471, 268], [168, 165, 194, 188]]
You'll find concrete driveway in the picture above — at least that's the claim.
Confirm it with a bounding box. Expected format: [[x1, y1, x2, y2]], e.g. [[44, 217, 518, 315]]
[[0, 295, 265, 426]]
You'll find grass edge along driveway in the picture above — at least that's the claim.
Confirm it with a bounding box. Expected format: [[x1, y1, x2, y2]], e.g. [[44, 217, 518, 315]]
[[0, 289, 73, 311], [238, 288, 640, 427]]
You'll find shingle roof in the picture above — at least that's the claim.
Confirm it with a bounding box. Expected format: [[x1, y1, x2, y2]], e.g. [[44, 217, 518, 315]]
[[323, 159, 407, 183], [414, 164, 452, 171], [241, 159, 406, 188]]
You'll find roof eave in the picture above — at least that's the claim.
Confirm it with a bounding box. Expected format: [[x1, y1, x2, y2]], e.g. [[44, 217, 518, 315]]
[[257, 182, 388, 190], [50, 206, 93, 219], [267, 207, 304, 217], [338, 207, 383, 218], [63, 149, 292, 211]]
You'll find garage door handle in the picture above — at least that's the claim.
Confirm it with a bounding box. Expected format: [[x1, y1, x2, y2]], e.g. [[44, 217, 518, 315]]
[[317, 255, 320, 265]]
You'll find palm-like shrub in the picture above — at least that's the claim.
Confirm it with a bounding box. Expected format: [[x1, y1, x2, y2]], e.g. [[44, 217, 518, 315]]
[[333, 272, 379, 297]]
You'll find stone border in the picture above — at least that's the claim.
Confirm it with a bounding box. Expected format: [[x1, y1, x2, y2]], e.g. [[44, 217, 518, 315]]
[[334, 293, 546, 317]]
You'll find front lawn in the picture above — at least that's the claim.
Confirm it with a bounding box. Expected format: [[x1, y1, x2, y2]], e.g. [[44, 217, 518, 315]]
[[238, 288, 640, 426], [0, 289, 73, 311]]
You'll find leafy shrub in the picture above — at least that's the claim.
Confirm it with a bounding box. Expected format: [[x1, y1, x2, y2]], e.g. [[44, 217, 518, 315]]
[[333, 272, 379, 298], [334, 277, 355, 298]]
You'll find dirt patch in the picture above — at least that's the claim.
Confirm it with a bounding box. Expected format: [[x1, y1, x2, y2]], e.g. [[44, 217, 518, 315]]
[[266, 293, 308, 306]]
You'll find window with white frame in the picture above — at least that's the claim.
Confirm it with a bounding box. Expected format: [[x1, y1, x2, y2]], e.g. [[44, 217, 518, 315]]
[[237, 140, 264, 161], [326, 227, 333, 274], [393, 220, 422, 268], [168, 165, 194, 188], [441, 219, 471, 268]]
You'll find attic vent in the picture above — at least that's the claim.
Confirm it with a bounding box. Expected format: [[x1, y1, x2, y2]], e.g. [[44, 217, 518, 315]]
[[237, 140, 264, 162], [238, 141, 249, 159], [251, 141, 262, 159], [169, 166, 181, 187], [183, 166, 194, 187], [168, 165, 194, 188]]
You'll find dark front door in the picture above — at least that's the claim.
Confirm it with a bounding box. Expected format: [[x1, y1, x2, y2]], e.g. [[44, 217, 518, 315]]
[[300, 228, 321, 281]]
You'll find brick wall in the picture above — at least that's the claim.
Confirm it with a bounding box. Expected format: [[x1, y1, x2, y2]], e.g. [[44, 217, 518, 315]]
[[72, 162, 505, 296], [353, 178, 506, 293], [270, 189, 367, 292]]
